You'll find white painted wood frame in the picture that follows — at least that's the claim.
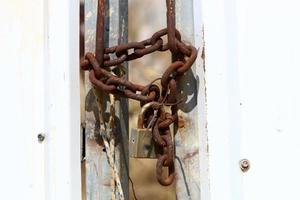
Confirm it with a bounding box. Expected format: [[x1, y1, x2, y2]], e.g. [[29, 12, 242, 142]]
[[203, 0, 300, 200], [0, 0, 81, 200]]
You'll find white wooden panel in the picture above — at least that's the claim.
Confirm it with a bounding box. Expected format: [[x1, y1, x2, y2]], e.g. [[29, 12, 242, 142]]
[[203, 0, 243, 199], [0, 0, 81, 200], [0, 1, 46, 199], [45, 0, 81, 200], [204, 0, 300, 199], [237, 1, 300, 200]]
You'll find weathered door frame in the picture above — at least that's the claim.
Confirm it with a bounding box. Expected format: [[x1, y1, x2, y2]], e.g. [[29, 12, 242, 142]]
[[82, 0, 209, 199]]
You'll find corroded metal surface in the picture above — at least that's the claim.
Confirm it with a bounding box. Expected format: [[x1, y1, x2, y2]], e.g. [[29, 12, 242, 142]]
[[81, 0, 198, 187], [174, 1, 205, 199], [83, 0, 206, 199], [84, 0, 129, 199]]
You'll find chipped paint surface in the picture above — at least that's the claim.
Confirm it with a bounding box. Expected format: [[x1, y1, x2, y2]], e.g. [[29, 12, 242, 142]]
[[174, 1, 208, 200], [84, 0, 128, 199]]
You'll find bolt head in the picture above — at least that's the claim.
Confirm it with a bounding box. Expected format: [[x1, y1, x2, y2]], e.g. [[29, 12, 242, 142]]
[[37, 133, 45, 143], [239, 159, 250, 172]]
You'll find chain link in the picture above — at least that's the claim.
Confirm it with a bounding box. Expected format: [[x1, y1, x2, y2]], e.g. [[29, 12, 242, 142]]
[[81, 0, 198, 187]]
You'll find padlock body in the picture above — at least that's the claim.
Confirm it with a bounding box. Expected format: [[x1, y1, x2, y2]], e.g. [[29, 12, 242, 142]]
[[129, 128, 156, 158]]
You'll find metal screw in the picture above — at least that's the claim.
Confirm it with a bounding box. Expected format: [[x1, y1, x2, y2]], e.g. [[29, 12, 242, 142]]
[[37, 133, 45, 143], [239, 159, 250, 172]]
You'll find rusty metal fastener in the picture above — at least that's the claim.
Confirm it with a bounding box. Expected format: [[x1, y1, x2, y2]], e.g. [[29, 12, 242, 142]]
[[37, 133, 45, 143], [239, 159, 250, 172], [156, 154, 175, 186]]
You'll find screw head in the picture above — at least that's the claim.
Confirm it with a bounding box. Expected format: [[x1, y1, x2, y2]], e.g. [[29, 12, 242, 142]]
[[37, 133, 45, 143], [239, 159, 250, 172]]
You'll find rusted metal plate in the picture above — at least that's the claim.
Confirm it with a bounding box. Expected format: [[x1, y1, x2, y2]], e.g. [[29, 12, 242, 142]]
[[84, 0, 129, 199]]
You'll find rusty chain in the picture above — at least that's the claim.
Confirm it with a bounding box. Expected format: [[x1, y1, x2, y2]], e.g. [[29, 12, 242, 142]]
[[81, 0, 197, 186]]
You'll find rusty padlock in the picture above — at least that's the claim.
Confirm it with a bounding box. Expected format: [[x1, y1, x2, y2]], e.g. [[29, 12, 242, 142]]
[[129, 102, 165, 158]]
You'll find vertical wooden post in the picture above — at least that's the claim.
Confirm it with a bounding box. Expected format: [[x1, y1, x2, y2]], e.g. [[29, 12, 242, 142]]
[[83, 0, 128, 199]]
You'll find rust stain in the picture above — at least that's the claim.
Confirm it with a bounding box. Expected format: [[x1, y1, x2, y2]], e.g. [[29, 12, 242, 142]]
[[183, 150, 199, 161], [178, 115, 185, 128], [177, 114, 190, 141]]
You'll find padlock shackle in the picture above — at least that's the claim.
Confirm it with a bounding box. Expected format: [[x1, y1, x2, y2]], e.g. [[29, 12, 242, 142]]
[[137, 102, 165, 129]]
